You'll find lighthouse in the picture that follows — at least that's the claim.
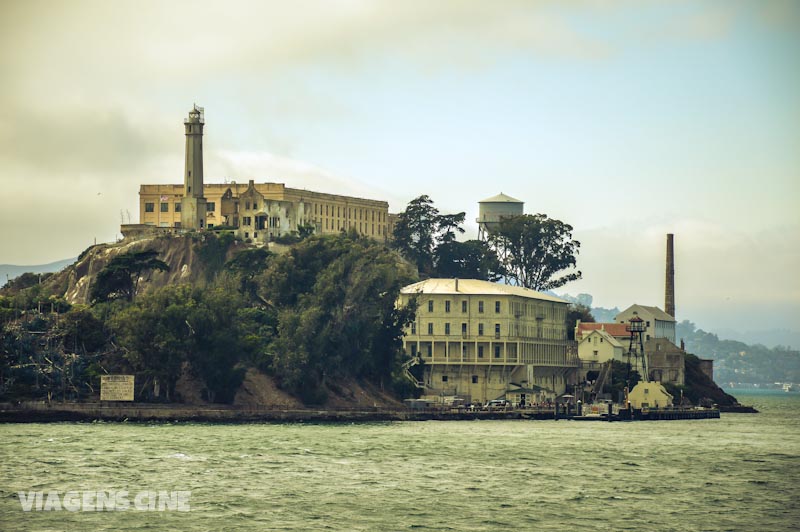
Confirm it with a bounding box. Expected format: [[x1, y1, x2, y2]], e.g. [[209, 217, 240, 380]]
[[180, 104, 207, 230]]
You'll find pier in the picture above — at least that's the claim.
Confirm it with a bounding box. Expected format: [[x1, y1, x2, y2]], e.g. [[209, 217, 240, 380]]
[[0, 402, 726, 423]]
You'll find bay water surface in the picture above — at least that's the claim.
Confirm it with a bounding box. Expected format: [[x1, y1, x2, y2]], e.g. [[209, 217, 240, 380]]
[[1, 391, 798, 531]]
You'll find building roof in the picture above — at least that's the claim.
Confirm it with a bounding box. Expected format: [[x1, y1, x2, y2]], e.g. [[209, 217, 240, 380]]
[[618, 304, 676, 323], [400, 278, 567, 303], [478, 192, 523, 204], [577, 322, 630, 338], [579, 329, 624, 348]]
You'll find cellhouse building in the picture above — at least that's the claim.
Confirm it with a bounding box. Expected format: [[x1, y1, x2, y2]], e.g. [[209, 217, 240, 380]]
[[128, 105, 391, 243]]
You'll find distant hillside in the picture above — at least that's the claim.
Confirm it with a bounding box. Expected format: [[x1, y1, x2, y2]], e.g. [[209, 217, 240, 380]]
[[677, 320, 800, 386], [0, 258, 77, 288]]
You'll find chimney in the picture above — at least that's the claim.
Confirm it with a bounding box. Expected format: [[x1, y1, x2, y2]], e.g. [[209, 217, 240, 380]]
[[454, 278, 459, 291], [665, 233, 675, 317]]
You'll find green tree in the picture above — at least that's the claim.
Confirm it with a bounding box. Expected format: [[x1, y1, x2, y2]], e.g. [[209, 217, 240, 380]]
[[433, 239, 504, 281], [392, 195, 465, 276], [566, 303, 594, 341], [259, 233, 418, 402], [225, 247, 273, 300], [90, 250, 169, 303], [110, 283, 248, 402], [487, 214, 581, 291]]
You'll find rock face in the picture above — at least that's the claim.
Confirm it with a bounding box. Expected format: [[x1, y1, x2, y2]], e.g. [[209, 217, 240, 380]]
[[44, 233, 240, 304]]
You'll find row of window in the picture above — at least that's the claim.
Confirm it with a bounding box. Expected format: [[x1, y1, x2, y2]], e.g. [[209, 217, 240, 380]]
[[412, 344, 503, 359], [412, 322, 502, 337], [311, 203, 386, 223], [441, 375, 481, 384], [315, 218, 386, 235], [427, 300, 502, 314], [145, 202, 215, 213]]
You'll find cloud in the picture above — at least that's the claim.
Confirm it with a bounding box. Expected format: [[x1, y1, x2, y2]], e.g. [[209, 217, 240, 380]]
[[211, 149, 406, 206], [563, 218, 800, 330]]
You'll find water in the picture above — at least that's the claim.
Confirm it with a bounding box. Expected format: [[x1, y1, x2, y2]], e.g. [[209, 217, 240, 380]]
[[1, 391, 798, 531]]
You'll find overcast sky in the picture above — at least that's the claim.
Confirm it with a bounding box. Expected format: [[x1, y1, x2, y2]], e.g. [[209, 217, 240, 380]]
[[0, 0, 797, 332]]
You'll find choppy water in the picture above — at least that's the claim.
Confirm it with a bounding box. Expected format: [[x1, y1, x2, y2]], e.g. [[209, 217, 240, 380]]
[[1, 391, 798, 531]]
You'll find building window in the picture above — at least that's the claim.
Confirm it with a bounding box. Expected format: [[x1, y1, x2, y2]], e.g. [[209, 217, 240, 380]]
[[160, 202, 169, 212], [253, 202, 257, 210], [174, 202, 182, 212], [411, 322, 416, 335], [444, 323, 450, 335], [246, 202, 250, 210], [145, 202, 154, 212], [427, 323, 433, 335], [461, 323, 467, 336], [478, 323, 484, 336], [494, 346, 501, 358], [593, 350, 599, 357], [462, 301, 467, 313], [207, 202, 215, 212], [442, 375, 448, 383], [472, 375, 478, 384], [478, 346, 484, 358], [478, 301, 484, 313], [428, 300, 434, 312], [445, 301, 451, 313], [495, 301, 501, 313], [495, 323, 501, 338], [646, 321, 651, 327], [462, 345, 467, 357]]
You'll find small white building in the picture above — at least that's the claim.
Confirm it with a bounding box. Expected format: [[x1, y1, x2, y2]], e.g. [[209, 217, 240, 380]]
[[615, 304, 676, 344]]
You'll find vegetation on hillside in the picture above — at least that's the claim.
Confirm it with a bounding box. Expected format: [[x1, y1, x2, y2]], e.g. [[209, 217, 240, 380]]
[[0, 231, 418, 405]]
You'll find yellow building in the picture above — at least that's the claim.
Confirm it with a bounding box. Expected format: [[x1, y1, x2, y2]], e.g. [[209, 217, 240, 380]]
[[627, 381, 673, 409], [138, 181, 390, 243], [133, 105, 390, 243], [398, 278, 579, 404]]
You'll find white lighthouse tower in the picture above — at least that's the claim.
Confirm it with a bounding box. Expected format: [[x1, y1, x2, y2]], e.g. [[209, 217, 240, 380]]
[[180, 104, 207, 230]]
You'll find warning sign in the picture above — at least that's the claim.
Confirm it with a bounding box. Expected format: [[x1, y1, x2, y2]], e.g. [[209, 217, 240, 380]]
[[101, 375, 135, 401]]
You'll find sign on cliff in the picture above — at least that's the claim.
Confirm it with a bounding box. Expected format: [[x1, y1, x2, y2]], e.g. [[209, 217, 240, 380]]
[[101, 375, 135, 401]]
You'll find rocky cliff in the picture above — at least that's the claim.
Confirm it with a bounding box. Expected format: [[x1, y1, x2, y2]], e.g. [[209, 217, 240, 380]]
[[40, 232, 241, 304]]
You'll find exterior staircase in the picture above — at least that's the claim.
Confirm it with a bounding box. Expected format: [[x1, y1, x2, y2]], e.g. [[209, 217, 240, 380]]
[[402, 356, 425, 389], [592, 361, 612, 397]]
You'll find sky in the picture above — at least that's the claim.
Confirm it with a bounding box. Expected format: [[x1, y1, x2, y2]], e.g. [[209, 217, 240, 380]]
[[0, 0, 798, 334]]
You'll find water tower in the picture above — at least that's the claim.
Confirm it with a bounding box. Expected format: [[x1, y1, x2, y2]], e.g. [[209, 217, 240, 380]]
[[477, 193, 524, 241]]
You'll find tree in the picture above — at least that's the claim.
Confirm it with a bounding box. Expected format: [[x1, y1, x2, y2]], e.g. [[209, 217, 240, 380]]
[[225, 248, 273, 300], [565, 303, 594, 341], [433, 240, 504, 281], [258, 232, 418, 402], [111, 283, 249, 403], [487, 214, 581, 291], [392, 195, 465, 276], [90, 250, 169, 303]]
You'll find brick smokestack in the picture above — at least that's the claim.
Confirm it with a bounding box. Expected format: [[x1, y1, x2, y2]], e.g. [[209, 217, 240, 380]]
[[665, 233, 675, 317]]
